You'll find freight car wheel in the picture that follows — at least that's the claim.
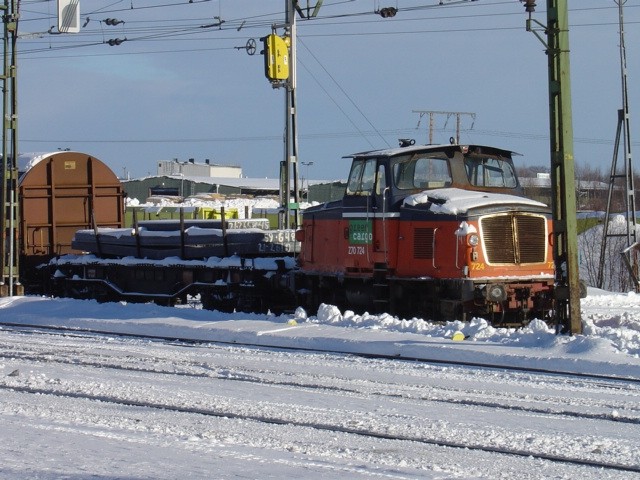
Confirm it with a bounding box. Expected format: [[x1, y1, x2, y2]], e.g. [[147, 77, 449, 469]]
[[200, 292, 216, 311], [200, 290, 238, 313]]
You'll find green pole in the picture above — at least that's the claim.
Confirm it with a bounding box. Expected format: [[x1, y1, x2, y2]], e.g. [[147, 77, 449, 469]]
[[524, 0, 582, 334], [1, 0, 10, 295], [0, 0, 20, 296], [548, 0, 582, 334]]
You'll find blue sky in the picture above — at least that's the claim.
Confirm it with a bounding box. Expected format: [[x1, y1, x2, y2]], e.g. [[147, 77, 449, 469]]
[[16, 0, 640, 181]]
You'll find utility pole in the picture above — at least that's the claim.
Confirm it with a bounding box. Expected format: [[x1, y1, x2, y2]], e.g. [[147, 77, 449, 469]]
[[597, 0, 638, 292], [263, 1, 321, 229], [1, 0, 21, 297], [262, 2, 305, 229], [522, 0, 581, 334], [413, 110, 476, 144], [284, 0, 300, 229]]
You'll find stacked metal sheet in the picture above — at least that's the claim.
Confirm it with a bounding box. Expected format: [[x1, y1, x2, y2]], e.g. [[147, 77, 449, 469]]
[[71, 219, 299, 260]]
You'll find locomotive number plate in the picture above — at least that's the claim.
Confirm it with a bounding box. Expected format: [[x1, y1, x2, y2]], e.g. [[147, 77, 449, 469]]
[[348, 220, 372, 245]]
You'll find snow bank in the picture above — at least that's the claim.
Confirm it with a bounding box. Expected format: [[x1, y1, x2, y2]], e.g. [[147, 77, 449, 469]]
[[3, 285, 639, 379]]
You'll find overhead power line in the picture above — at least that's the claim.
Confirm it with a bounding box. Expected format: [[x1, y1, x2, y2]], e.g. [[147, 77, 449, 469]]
[[16, 1, 640, 58], [298, 37, 390, 148], [20, 129, 640, 147]]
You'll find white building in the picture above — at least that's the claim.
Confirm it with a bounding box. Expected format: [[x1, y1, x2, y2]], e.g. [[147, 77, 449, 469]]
[[157, 159, 242, 178]]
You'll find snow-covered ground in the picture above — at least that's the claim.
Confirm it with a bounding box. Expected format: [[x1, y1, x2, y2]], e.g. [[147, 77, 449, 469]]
[[1, 289, 639, 479]]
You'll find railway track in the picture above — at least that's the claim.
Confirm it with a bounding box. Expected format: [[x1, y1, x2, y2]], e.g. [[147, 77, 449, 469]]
[[2, 327, 640, 427], [1, 325, 640, 477], [3, 321, 640, 383], [2, 381, 639, 475]]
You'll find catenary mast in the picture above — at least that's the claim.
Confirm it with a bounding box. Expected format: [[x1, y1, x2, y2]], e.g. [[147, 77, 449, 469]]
[[521, 0, 581, 334], [0, 0, 21, 297]]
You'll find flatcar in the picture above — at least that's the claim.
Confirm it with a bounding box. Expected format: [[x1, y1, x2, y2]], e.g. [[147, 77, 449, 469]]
[[53, 216, 298, 312], [43, 142, 555, 324]]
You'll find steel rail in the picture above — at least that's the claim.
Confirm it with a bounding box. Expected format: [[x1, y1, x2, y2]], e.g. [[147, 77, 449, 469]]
[[2, 321, 640, 384], [2, 334, 640, 426], [1, 382, 639, 474]]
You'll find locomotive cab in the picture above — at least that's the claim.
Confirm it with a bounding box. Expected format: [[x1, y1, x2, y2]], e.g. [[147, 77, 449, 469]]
[[343, 144, 523, 211], [298, 143, 555, 324]]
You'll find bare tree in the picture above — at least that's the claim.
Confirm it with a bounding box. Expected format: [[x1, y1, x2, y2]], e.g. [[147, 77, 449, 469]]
[[579, 215, 636, 292], [575, 162, 608, 212]]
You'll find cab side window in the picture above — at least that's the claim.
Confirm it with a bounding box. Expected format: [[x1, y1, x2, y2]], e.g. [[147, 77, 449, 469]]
[[346, 159, 377, 195], [346, 160, 364, 195], [375, 164, 387, 195]]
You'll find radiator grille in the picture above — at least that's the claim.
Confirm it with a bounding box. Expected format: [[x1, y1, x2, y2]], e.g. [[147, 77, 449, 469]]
[[414, 227, 435, 259], [481, 214, 546, 265]]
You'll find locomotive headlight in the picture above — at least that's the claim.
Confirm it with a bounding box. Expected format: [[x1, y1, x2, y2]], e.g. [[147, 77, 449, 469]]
[[467, 233, 479, 247]]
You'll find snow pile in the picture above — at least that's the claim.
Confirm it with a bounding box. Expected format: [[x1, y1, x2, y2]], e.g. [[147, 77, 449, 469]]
[[180, 195, 282, 213], [303, 290, 640, 360], [581, 291, 640, 356], [125, 195, 316, 219], [578, 214, 640, 292]]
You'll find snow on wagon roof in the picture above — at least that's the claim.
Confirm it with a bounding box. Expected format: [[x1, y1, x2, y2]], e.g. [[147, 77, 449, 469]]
[[404, 187, 548, 215], [18, 151, 69, 173]]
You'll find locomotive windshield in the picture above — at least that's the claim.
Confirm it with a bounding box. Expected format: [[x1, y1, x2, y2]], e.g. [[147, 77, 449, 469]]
[[464, 156, 518, 189], [392, 154, 451, 190]]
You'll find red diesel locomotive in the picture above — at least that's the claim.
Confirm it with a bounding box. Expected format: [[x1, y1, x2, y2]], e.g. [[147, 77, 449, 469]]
[[295, 143, 555, 322]]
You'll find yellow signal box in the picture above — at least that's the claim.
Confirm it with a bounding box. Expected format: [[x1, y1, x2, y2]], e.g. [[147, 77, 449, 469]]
[[262, 34, 290, 81]]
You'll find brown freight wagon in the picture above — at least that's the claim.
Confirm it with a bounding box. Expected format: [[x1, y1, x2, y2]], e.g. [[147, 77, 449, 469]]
[[18, 151, 124, 283]]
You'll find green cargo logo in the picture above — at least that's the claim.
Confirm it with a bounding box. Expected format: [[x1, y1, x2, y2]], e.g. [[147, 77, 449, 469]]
[[349, 220, 372, 244]]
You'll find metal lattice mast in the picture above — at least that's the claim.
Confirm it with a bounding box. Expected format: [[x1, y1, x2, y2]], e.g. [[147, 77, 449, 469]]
[[597, 0, 638, 291], [1, 0, 20, 297]]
